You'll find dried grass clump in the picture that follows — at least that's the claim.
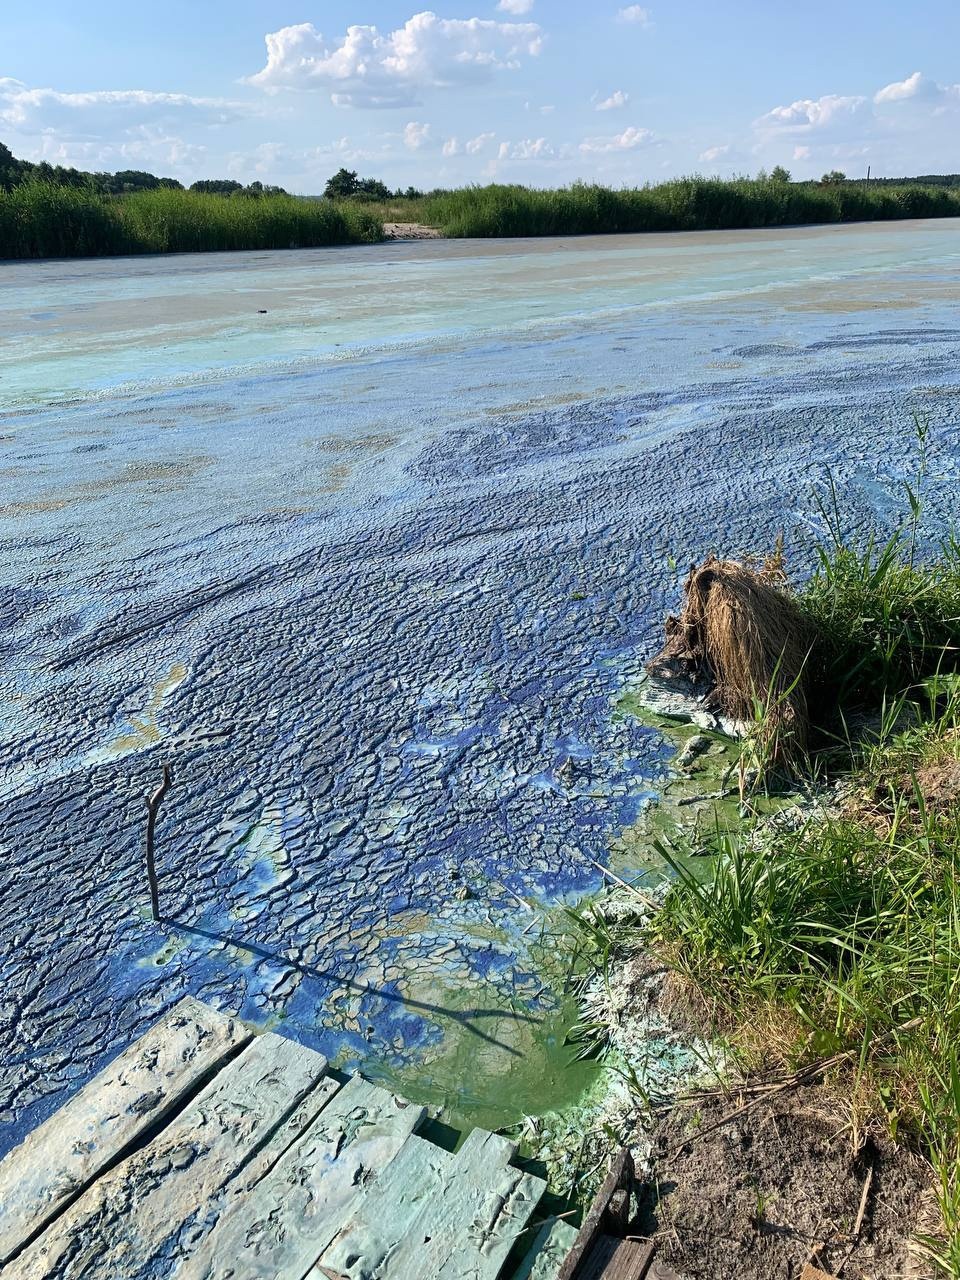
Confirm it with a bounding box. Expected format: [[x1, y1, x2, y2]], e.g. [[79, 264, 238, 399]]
[[647, 551, 820, 761]]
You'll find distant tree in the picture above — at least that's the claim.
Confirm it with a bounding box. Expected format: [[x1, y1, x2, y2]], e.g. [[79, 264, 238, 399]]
[[189, 179, 244, 195], [356, 176, 391, 200], [0, 141, 24, 190], [323, 169, 391, 201], [770, 165, 791, 183], [324, 168, 360, 199], [821, 170, 847, 185], [396, 185, 424, 199], [755, 167, 769, 182]]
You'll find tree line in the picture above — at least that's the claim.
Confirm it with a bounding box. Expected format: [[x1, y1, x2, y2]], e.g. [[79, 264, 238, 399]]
[[0, 142, 288, 198]]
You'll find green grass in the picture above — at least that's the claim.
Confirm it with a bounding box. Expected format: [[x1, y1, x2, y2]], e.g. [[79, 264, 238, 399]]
[[651, 687, 960, 1273], [9, 175, 960, 258], [645, 445, 960, 1271], [0, 182, 383, 259], [412, 177, 960, 238]]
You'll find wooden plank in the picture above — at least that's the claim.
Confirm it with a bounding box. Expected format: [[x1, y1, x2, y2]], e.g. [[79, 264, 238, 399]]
[[578, 1235, 655, 1280], [177, 1074, 426, 1280], [13, 1031, 329, 1280], [558, 1148, 635, 1280], [313, 1132, 454, 1280], [420, 1130, 547, 1280], [170, 1070, 344, 1268], [0, 996, 249, 1266], [513, 1217, 579, 1280], [320, 1127, 545, 1280]]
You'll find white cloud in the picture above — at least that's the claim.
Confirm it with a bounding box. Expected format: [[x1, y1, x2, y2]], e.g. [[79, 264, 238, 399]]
[[0, 80, 245, 135], [874, 70, 960, 105], [756, 94, 868, 132], [497, 137, 554, 160], [616, 6, 652, 25], [442, 136, 460, 156], [466, 131, 496, 153], [248, 14, 543, 108], [793, 145, 811, 160], [403, 120, 432, 149], [594, 89, 629, 111], [497, 0, 534, 11], [579, 125, 655, 153], [699, 144, 730, 162]]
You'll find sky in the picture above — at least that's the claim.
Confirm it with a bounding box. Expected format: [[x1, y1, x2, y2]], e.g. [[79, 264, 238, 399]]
[[1, 1, 958, 191]]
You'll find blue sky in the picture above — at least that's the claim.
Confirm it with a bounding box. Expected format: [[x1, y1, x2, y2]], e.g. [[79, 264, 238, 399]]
[[2, 1, 958, 190]]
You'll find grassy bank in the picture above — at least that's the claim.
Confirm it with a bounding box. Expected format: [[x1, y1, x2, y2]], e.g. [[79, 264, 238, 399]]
[[640, 483, 960, 1271], [0, 183, 382, 259], [350, 177, 960, 238]]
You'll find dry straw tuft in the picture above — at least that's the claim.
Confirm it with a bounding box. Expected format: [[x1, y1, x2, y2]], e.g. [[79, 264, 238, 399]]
[[648, 550, 820, 764]]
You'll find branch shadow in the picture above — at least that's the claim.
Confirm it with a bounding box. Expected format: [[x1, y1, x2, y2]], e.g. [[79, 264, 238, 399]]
[[168, 919, 541, 1058]]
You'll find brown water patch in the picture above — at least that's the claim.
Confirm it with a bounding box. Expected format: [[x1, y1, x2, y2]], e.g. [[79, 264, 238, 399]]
[[107, 660, 188, 756], [320, 461, 354, 493], [309, 432, 397, 455], [76, 456, 215, 497], [787, 297, 921, 313], [0, 497, 72, 517], [487, 391, 592, 415]]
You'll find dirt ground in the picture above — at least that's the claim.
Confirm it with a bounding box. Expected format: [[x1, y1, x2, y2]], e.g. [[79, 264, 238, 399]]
[[382, 222, 443, 239], [639, 1086, 940, 1280]]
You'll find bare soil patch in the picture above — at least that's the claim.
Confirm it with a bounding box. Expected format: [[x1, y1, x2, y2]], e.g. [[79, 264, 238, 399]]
[[641, 1088, 938, 1280], [382, 222, 443, 239]]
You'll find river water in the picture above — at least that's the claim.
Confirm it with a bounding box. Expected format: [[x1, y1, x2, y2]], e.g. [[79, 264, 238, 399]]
[[2, 219, 960, 1153]]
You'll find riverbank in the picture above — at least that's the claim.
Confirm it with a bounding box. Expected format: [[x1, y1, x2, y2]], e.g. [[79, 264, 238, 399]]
[[346, 176, 960, 240], [5, 174, 960, 258], [567, 464, 960, 1275], [0, 184, 382, 259]]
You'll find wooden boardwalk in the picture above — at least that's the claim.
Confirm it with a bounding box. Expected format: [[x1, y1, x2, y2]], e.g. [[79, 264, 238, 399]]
[[0, 998, 579, 1280]]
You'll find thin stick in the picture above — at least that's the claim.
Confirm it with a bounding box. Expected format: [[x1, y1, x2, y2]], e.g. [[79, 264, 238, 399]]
[[834, 1167, 874, 1275], [145, 763, 171, 922], [582, 856, 659, 908]]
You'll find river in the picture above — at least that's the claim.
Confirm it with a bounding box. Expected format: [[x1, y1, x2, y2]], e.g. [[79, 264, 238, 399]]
[[2, 218, 960, 1154]]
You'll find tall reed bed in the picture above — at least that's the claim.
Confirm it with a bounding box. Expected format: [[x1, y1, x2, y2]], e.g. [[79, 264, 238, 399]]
[[0, 183, 382, 259], [419, 178, 960, 238]]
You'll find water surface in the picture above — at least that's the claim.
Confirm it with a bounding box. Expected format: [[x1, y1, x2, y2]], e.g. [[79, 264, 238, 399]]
[[2, 219, 960, 1151]]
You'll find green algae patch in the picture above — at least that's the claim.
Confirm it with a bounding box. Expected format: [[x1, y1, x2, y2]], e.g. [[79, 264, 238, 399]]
[[611, 676, 803, 884], [361, 972, 599, 1143]]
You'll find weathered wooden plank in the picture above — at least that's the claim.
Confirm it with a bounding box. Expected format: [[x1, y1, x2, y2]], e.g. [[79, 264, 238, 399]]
[[0, 996, 249, 1266], [321, 1127, 545, 1280], [312, 1132, 453, 1279], [558, 1148, 635, 1280], [165, 1069, 344, 1272], [578, 1236, 656, 1280], [13, 1032, 329, 1280], [513, 1217, 579, 1280], [178, 1073, 426, 1280]]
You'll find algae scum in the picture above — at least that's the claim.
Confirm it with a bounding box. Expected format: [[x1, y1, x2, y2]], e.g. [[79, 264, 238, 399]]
[[3, 222, 960, 1161]]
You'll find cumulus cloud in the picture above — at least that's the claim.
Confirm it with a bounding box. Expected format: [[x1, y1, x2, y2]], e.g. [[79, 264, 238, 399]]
[[0, 79, 245, 135], [248, 14, 543, 108], [497, 0, 534, 11], [617, 6, 652, 25], [793, 145, 811, 160], [466, 131, 495, 153], [756, 93, 868, 132], [579, 125, 655, 153], [497, 137, 554, 160], [594, 89, 629, 111], [403, 120, 432, 149], [874, 70, 960, 105], [699, 144, 730, 162]]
